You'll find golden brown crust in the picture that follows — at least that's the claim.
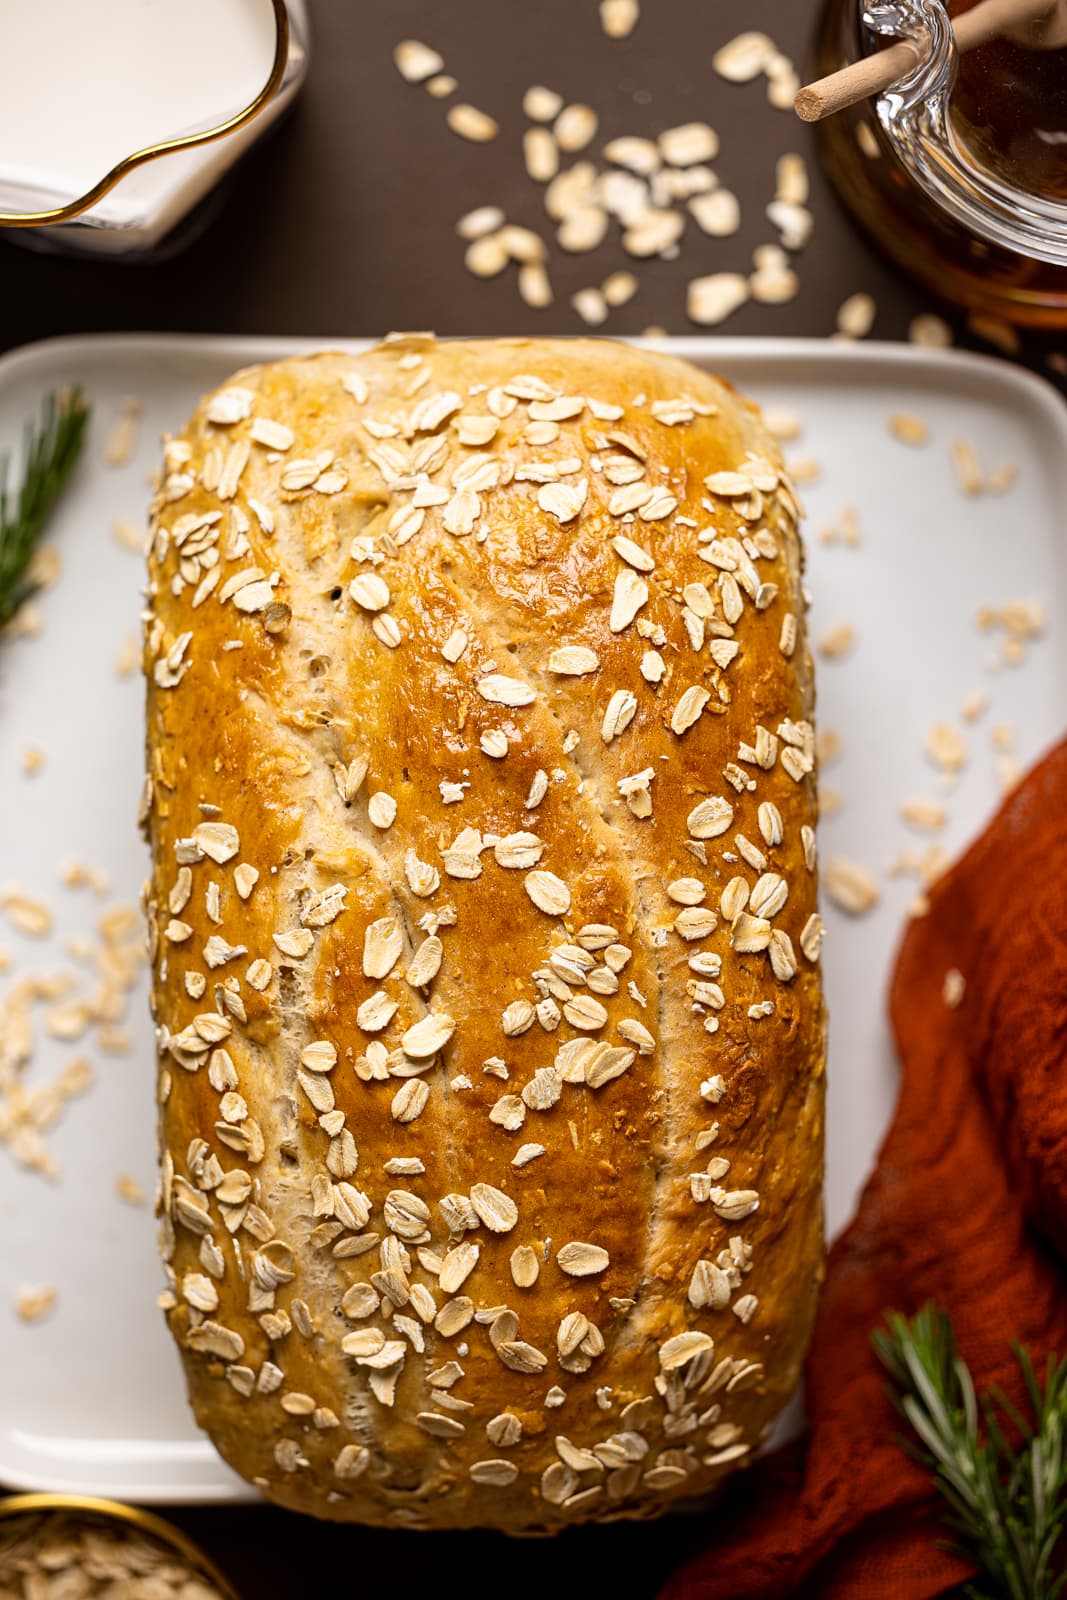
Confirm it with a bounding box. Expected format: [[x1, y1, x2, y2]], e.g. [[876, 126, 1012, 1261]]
[[143, 335, 825, 1531]]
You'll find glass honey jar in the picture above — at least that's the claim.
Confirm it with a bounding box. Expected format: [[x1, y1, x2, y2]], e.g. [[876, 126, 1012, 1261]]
[[811, 0, 1067, 326]]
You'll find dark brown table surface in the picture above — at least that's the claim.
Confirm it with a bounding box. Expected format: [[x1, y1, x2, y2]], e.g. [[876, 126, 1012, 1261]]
[[5, 0, 1059, 360], [0, 1, 1059, 1594]]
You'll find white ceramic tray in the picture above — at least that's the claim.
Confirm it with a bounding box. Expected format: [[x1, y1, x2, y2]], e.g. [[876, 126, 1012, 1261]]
[[0, 334, 1063, 1503]]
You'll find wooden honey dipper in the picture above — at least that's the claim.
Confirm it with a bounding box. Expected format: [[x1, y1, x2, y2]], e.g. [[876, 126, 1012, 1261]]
[[795, 0, 1067, 121]]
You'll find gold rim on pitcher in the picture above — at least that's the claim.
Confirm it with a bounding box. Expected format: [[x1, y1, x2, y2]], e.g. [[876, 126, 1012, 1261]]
[[0, 0, 289, 229]]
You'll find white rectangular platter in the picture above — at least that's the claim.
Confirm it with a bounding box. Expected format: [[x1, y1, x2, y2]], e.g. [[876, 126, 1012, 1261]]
[[0, 333, 1063, 1502]]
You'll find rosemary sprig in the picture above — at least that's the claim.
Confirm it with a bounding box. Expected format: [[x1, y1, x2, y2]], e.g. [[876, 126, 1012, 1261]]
[[0, 387, 90, 629], [874, 1304, 1067, 1600]]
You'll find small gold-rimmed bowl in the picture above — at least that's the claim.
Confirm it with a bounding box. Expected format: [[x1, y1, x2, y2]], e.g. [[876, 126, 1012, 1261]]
[[0, 1493, 240, 1598]]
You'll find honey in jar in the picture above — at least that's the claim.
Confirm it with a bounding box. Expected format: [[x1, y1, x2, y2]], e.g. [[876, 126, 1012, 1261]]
[[949, 0, 1067, 201], [813, 0, 1067, 326]]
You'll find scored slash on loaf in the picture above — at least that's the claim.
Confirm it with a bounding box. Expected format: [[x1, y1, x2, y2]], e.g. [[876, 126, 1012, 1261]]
[[142, 335, 825, 1531]]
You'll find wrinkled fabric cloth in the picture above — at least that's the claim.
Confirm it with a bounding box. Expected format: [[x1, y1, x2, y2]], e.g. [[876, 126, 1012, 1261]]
[[663, 737, 1067, 1600]]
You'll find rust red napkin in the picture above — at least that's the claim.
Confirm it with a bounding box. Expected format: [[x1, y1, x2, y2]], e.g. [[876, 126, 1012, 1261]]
[[662, 736, 1067, 1599]]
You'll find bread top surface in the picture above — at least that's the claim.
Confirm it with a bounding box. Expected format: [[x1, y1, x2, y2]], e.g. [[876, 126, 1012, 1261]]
[[143, 336, 825, 1531]]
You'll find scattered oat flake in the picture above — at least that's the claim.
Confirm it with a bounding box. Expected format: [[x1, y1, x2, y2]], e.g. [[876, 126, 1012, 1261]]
[[466, 234, 509, 278], [602, 270, 638, 307], [558, 203, 609, 254], [920, 845, 950, 888], [942, 968, 966, 1008], [951, 438, 984, 496], [104, 399, 141, 467], [116, 1172, 146, 1205], [394, 39, 443, 83], [766, 51, 800, 110], [524, 126, 559, 183], [572, 287, 608, 326], [555, 104, 598, 153], [4, 600, 43, 638], [624, 209, 685, 258], [818, 622, 855, 660], [114, 632, 139, 678], [15, 1285, 56, 1322], [750, 258, 798, 305], [604, 135, 659, 174], [689, 189, 740, 238], [836, 293, 876, 339], [457, 205, 506, 239], [659, 122, 718, 166], [447, 104, 499, 142], [889, 411, 929, 446], [995, 753, 1022, 793], [687, 273, 749, 327], [776, 152, 809, 204], [909, 312, 953, 347], [900, 798, 947, 832], [3, 890, 52, 937], [601, 0, 639, 37], [925, 721, 967, 773], [713, 31, 775, 82], [21, 745, 45, 776], [524, 85, 563, 121], [981, 599, 1045, 641], [766, 198, 813, 250], [112, 517, 146, 553], [758, 412, 799, 451], [816, 728, 842, 766], [499, 223, 546, 263], [825, 857, 880, 915], [27, 544, 61, 592], [824, 505, 856, 549]]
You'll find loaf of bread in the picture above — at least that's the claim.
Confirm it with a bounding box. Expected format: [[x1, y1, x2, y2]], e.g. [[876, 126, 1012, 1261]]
[[143, 335, 825, 1532]]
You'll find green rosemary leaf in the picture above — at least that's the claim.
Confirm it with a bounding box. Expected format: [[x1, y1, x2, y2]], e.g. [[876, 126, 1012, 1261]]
[[0, 387, 90, 629], [875, 1305, 1067, 1600]]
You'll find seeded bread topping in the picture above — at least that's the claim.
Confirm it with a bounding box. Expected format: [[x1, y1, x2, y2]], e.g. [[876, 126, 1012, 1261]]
[[142, 335, 825, 1531]]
